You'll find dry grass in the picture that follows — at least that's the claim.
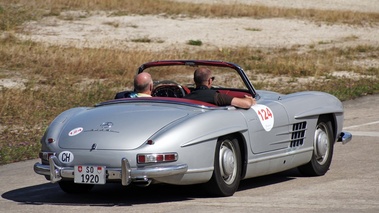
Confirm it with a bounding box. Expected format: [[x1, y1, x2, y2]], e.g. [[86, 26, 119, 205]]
[[0, 0, 379, 164], [1, 0, 379, 32]]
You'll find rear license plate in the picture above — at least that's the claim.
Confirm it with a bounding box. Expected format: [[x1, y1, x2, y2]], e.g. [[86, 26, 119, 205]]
[[74, 165, 106, 184]]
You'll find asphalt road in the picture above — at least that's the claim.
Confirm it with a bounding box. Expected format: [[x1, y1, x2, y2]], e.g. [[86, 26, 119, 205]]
[[1, 95, 378, 213]]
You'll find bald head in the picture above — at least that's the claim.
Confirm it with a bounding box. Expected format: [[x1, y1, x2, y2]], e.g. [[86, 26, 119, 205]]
[[134, 72, 153, 95], [194, 67, 213, 86]]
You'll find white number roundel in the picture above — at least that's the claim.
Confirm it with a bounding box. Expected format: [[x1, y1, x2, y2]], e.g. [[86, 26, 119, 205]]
[[252, 104, 274, 131]]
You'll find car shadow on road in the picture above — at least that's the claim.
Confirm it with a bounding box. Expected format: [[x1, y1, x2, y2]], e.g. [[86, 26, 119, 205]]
[[238, 168, 300, 192], [2, 169, 301, 206]]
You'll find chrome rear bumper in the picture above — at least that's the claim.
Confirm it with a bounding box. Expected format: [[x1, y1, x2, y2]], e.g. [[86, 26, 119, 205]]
[[337, 131, 352, 144], [34, 156, 188, 185]]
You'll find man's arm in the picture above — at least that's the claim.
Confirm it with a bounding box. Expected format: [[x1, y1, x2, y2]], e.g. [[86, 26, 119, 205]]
[[231, 95, 256, 109]]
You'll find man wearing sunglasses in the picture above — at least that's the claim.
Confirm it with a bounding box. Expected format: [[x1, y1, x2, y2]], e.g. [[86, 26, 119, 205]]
[[185, 67, 255, 109]]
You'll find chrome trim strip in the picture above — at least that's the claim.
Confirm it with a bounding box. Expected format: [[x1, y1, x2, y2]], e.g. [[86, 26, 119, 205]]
[[186, 167, 213, 174], [247, 147, 313, 164]]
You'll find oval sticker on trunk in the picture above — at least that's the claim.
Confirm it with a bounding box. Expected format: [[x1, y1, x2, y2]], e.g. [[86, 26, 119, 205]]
[[68, 127, 83, 136]]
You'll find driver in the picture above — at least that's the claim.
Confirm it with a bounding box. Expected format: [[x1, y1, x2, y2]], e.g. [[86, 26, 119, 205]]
[[134, 72, 153, 97], [185, 67, 256, 109]]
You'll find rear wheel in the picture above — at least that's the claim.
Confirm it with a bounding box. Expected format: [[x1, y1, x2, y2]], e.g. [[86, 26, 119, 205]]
[[58, 181, 94, 194], [206, 136, 241, 197], [298, 117, 334, 176]]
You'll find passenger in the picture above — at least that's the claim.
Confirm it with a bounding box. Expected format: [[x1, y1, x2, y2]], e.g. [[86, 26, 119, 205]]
[[185, 67, 256, 109], [134, 72, 153, 97]]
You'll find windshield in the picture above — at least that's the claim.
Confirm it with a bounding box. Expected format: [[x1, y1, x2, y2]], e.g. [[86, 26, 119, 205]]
[[144, 65, 248, 91]]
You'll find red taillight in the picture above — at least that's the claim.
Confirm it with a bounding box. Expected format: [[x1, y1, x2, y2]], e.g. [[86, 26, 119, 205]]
[[156, 154, 164, 162], [137, 155, 146, 163], [137, 153, 178, 164], [39, 152, 56, 161], [164, 154, 176, 161]]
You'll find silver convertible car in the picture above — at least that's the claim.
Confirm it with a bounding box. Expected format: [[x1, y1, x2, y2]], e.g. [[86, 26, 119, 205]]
[[34, 60, 352, 196]]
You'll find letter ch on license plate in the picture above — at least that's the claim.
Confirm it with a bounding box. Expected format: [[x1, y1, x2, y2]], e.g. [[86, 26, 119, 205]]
[[74, 165, 106, 184]]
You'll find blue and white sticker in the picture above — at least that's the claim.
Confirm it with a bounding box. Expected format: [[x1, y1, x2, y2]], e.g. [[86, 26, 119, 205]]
[[68, 127, 83, 136], [58, 151, 74, 163], [252, 104, 274, 131]]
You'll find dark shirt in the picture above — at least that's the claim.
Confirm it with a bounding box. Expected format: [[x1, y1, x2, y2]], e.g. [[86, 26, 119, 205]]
[[185, 86, 233, 106]]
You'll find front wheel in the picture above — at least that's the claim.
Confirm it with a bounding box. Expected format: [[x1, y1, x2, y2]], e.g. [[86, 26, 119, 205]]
[[298, 117, 334, 176], [205, 136, 242, 197]]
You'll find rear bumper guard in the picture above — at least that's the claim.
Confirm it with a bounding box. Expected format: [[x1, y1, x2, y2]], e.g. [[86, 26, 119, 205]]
[[33, 156, 188, 186]]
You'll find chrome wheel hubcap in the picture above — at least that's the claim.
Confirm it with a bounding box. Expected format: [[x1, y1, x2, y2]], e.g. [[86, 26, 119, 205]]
[[219, 141, 237, 184], [314, 124, 330, 165]]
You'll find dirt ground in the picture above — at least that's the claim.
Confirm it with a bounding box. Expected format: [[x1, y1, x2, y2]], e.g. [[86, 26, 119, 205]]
[[2, 0, 379, 89], [16, 0, 379, 52]]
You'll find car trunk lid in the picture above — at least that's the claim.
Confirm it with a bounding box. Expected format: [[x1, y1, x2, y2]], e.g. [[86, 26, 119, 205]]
[[58, 103, 190, 150]]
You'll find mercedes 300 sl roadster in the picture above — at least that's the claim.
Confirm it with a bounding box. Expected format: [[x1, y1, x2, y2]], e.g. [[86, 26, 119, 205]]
[[34, 60, 352, 196]]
